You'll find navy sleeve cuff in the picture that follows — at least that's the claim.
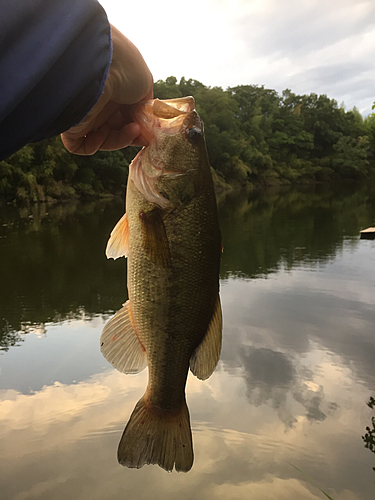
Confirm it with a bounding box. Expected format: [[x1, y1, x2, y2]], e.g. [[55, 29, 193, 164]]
[[0, 0, 112, 160]]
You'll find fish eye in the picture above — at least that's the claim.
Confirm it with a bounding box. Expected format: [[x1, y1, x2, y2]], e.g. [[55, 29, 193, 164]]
[[186, 127, 202, 144]]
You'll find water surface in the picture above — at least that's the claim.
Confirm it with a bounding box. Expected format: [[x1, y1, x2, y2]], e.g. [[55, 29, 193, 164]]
[[1, 184, 375, 500]]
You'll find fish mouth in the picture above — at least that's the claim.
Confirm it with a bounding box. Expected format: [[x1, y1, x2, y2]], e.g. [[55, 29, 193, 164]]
[[128, 97, 204, 208], [152, 97, 195, 118], [132, 97, 201, 143]]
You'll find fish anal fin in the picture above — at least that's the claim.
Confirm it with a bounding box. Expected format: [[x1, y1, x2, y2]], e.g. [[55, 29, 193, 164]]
[[100, 301, 147, 374], [142, 207, 171, 267], [190, 294, 222, 380], [106, 213, 129, 260], [118, 394, 193, 473]]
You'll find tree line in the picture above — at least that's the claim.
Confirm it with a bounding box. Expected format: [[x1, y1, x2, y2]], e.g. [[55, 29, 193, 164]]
[[1, 76, 375, 202]]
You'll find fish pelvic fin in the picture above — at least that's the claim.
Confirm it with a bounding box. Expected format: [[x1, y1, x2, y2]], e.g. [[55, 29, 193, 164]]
[[106, 213, 129, 260], [190, 294, 222, 380], [100, 301, 147, 374], [118, 394, 193, 473]]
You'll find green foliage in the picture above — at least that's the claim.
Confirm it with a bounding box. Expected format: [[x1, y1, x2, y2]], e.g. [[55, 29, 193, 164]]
[[1, 78, 374, 203], [362, 396, 375, 472], [0, 136, 131, 203], [332, 135, 370, 178], [154, 78, 375, 188]]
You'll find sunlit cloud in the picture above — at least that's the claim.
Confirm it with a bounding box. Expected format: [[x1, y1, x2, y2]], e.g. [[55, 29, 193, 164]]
[[1, 337, 373, 500], [100, 0, 375, 114]]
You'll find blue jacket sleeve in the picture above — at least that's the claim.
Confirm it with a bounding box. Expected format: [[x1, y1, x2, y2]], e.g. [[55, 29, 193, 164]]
[[0, 0, 112, 160]]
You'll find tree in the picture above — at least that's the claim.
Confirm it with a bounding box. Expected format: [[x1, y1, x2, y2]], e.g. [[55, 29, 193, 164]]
[[1, 78, 374, 203]]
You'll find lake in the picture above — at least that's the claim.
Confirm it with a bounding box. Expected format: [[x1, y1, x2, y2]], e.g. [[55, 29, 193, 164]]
[[1, 183, 374, 500]]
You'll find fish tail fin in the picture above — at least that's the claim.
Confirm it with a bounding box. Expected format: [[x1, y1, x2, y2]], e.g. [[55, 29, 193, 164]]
[[117, 394, 193, 473]]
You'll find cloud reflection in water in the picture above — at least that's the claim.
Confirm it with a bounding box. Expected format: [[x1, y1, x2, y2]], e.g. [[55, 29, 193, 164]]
[[1, 187, 375, 499]]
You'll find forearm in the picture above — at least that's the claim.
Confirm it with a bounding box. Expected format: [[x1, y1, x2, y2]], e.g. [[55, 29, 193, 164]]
[[0, 0, 112, 161]]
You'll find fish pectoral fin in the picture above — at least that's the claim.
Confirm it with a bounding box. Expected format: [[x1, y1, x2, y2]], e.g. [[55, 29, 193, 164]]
[[105, 213, 129, 260], [142, 207, 171, 267], [100, 301, 147, 374], [189, 294, 223, 380]]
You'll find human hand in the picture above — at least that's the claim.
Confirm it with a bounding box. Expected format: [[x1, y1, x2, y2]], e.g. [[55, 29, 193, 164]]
[[61, 25, 153, 155]]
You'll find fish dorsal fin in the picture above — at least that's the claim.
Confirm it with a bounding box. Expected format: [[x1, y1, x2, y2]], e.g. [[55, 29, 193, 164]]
[[106, 213, 129, 260], [100, 301, 147, 374], [189, 294, 222, 380]]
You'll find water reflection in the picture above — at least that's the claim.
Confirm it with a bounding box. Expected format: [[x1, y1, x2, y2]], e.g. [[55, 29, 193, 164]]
[[0, 199, 127, 351], [218, 183, 375, 279], [1, 184, 374, 350], [1, 184, 375, 499], [362, 397, 375, 471]]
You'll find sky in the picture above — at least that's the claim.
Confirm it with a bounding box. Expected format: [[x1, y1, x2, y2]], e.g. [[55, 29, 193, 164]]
[[100, 0, 375, 116]]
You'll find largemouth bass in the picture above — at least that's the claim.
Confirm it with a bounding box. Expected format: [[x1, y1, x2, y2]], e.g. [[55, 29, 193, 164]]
[[100, 96, 222, 473]]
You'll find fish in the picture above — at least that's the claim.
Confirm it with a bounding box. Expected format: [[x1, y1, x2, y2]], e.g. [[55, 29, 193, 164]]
[[100, 96, 222, 473]]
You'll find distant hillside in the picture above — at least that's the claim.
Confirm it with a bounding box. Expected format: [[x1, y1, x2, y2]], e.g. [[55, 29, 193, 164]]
[[1, 76, 374, 203]]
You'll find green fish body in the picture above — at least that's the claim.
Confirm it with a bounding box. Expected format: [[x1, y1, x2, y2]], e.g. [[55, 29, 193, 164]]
[[101, 97, 222, 472]]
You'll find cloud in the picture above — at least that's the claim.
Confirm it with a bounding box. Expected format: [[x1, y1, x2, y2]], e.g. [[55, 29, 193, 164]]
[[241, 347, 295, 388], [220, 260, 375, 390], [101, 0, 375, 114], [1, 363, 373, 500], [234, 1, 375, 112], [238, 0, 375, 59]]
